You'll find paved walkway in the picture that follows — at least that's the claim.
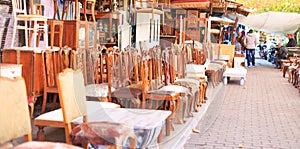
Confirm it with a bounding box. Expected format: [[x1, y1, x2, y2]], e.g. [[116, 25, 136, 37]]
[[184, 59, 300, 149]]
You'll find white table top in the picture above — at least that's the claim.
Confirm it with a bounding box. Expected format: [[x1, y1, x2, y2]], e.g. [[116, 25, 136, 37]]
[[223, 67, 247, 78], [2, 47, 60, 53], [73, 102, 171, 130]]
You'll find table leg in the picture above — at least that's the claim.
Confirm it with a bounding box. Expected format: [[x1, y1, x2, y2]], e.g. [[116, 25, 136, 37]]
[[223, 76, 227, 85]]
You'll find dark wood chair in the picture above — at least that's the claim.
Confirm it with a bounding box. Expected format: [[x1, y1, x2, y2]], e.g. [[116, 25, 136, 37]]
[[110, 47, 143, 108], [141, 46, 182, 136], [41, 50, 60, 114], [62, 0, 96, 21]]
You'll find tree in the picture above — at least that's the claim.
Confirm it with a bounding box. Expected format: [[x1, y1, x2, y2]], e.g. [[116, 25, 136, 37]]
[[237, 0, 300, 13]]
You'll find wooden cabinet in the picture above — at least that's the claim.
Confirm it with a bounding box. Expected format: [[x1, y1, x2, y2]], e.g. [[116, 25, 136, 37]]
[[97, 0, 125, 12], [163, 19, 175, 35], [62, 20, 97, 50], [95, 12, 120, 47], [1, 48, 59, 98]]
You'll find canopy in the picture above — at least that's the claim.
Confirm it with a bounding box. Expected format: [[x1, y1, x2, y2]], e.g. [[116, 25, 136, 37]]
[[239, 11, 300, 34]]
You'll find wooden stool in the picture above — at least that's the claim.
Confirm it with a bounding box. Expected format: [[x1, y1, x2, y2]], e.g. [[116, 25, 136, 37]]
[[62, 0, 96, 22], [82, 0, 96, 22], [34, 20, 63, 49], [47, 20, 63, 48]]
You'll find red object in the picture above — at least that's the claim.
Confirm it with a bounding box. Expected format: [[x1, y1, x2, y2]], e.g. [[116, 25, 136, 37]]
[[27, 96, 33, 103]]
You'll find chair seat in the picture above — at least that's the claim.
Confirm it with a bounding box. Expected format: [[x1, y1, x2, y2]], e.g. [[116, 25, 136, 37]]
[[111, 87, 142, 99], [44, 86, 58, 93], [35, 101, 120, 127], [85, 83, 116, 97], [159, 85, 189, 93], [17, 14, 47, 20], [174, 79, 199, 94], [147, 90, 178, 96]]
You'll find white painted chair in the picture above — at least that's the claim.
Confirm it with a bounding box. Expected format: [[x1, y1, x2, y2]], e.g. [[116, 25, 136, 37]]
[[11, 0, 48, 48]]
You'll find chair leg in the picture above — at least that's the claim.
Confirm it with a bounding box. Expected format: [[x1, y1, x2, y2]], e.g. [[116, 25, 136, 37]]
[[91, 2, 96, 22], [175, 97, 182, 124], [41, 92, 47, 114], [32, 20, 38, 48], [51, 93, 58, 110], [65, 123, 72, 144], [28, 103, 34, 118], [83, 1, 87, 21], [50, 22, 55, 49], [24, 21, 29, 47], [37, 126, 45, 141], [43, 20, 48, 48], [194, 91, 200, 112], [11, 20, 17, 48], [59, 23, 63, 48]]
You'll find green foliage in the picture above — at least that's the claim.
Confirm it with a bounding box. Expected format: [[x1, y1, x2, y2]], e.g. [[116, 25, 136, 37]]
[[236, 0, 300, 13]]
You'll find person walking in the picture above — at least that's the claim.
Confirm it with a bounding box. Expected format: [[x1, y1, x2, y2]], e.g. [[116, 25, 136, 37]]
[[243, 29, 258, 67]]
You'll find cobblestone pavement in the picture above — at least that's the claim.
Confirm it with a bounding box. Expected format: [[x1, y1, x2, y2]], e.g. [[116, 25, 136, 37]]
[[184, 59, 300, 149]]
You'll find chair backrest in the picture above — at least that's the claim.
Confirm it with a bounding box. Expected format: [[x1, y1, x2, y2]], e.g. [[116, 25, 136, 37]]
[[71, 48, 87, 85], [57, 69, 87, 124], [0, 77, 32, 144], [86, 47, 100, 85], [59, 46, 73, 72], [42, 50, 59, 88], [173, 45, 187, 79], [30, 0, 43, 15], [129, 47, 141, 84], [12, 0, 27, 17]]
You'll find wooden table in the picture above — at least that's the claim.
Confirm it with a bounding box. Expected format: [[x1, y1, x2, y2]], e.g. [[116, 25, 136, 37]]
[[223, 67, 247, 85], [73, 104, 171, 148]]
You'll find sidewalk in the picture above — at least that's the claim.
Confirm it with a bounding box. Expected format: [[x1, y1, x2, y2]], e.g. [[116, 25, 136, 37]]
[[184, 59, 300, 148]]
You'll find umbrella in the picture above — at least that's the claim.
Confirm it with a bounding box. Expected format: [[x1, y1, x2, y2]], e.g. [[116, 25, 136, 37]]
[[239, 11, 300, 34]]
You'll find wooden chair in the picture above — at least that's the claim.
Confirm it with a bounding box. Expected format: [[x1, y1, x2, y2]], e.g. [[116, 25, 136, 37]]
[[34, 68, 120, 144], [141, 46, 181, 136], [182, 44, 208, 102], [60, 46, 73, 72], [62, 0, 96, 21], [35, 68, 87, 144], [71, 122, 136, 149], [11, 0, 48, 48], [84, 47, 116, 102], [173, 45, 206, 112], [41, 50, 60, 114], [110, 47, 143, 108], [30, 0, 64, 49], [0, 77, 32, 147], [158, 47, 195, 121]]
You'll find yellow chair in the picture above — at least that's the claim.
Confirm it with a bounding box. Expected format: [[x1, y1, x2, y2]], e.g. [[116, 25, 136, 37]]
[[34, 68, 120, 144], [0, 77, 32, 147]]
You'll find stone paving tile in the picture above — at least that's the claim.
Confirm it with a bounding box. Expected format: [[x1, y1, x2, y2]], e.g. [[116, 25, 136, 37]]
[[184, 59, 300, 149]]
